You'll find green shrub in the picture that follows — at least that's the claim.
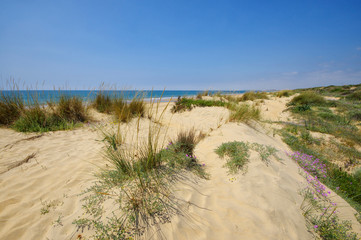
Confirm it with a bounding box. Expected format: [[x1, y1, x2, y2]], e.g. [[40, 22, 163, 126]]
[[56, 95, 88, 122], [276, 90, 292, 97], [215, 141, 250, 174], [93, 92, 113, 113], [172, 128, 198, 156], [346, 91, 361, 101], [171, 98, 226, 113], [240, 91, 269, 101], [289, 91, 326, 106], [0, 91, 24, 125], [128, 97, 145, 118], [12, 106, 69, 132], [229, 103, 260, 122], [349, 110, 361, 121]]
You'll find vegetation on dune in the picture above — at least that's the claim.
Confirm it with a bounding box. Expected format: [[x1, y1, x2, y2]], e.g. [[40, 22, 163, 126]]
[[294, 152, 359, 240], [74, 100, 207, 239], [215, 141, 279, 174], [288, 91, 326, 106], [275, 90, 293, 98], [170, 97, 227, 113], [228, 103, 260, 122], [239, 91, 269, 101], [93, 92, 146, 123], [0, 91, 24, 125], [92, 92, 113, 113]]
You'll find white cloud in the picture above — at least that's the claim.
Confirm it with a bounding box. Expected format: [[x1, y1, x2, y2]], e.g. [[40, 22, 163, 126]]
[[357, 47, 361, 51]]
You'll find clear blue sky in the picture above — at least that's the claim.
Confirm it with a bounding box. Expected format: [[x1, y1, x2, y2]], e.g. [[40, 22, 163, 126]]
[[1, 0, 360, 90]]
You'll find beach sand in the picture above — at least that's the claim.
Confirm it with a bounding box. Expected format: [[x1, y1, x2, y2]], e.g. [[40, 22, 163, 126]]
[[0, 97, 360, 239]]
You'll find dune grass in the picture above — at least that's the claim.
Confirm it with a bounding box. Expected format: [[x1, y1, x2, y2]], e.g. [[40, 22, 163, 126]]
[[92, 92, 113, 113], [239, 91, 269, 101], [228, 103, 260, 122], [171, 97, 227, 113], [74, 101, 207, 239], [215, 141, 279, 174], [275, 90, 293, 98], [288, 91, 326, 106], [93, 91, 146, 123], [346, 91, 361, 101], [0, 90, 24, 126]]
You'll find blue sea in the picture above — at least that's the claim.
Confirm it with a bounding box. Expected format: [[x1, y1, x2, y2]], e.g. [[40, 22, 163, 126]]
[[1, 90, 246, 104]]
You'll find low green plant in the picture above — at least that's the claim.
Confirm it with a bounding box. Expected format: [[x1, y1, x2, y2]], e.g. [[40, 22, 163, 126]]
[[0, 90, 24, 125], [13, 106, 68, 132], [276, 90, 292, 97], [172, 128, 198, 156], [196, 90, 210, 99], [171, 97, 227, 113], [346, 91, 361, 101], [215, 141, 250, 174], [93, 92, 113, 113], [56, 95, 88, 122], [240, 91, 269, 101], [229, 103, 260, 122], [75, 99, 207, 239], [288, 91, 326, 106]]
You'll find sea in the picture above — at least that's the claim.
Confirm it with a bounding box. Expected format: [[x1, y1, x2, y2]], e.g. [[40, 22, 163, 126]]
[[1, 90, 246, 104]]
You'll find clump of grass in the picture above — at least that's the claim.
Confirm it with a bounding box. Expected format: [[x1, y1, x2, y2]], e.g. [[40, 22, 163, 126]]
[[171, 97, 227, 113], [56, 95, 88, 122], [12, 94, 87, 132], [13, 106, 65, 132], [0, 90, 24, 125], [75, 99, 207, 239], [128, 96, 146, 118], [215, 141, 250, 174], [172, 128, 198, 156], [288, 91, 326, 106], [275, 90, 292, 98], [93, 92, 113, 113], [229, 103, 260, 122], [240, 91, 269, 101], [349, 110, 361, 121], [215, 141, 280, 174], [196, 90, 210, 99], [346, 91, 361, 101]]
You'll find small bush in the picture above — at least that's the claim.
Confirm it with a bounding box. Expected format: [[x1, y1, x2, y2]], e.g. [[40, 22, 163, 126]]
[[171, 97, 226, 113], [346, 91, 361, 101], [172, 128, 198, 156], [93, 92, 113, 113], [288, 92, 326, 106], [12, 106, 69, 132], [56, 95, 88, 122], [276, 90, 292, 97], [229, 104, 260, 122], [128, 97, 145, 118], [196, 90, 210, 99], [240, 91, 269, 101], [0, 91, 24, 125], [215, 141, 250, 174], [349, 110, 361, 121]]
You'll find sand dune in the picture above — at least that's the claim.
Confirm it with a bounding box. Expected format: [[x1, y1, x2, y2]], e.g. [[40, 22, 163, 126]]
[[0, 99, 360, 239]]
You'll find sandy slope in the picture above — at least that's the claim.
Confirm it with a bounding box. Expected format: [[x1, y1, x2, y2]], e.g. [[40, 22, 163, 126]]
[[0, 99, 360, 239]]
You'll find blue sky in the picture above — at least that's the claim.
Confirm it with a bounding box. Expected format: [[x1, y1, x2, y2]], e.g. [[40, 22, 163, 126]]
[[0, 0, 360, 90]]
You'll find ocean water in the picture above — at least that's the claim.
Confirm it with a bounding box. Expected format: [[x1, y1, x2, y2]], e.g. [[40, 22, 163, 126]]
[[1, 90, 246, 104]]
